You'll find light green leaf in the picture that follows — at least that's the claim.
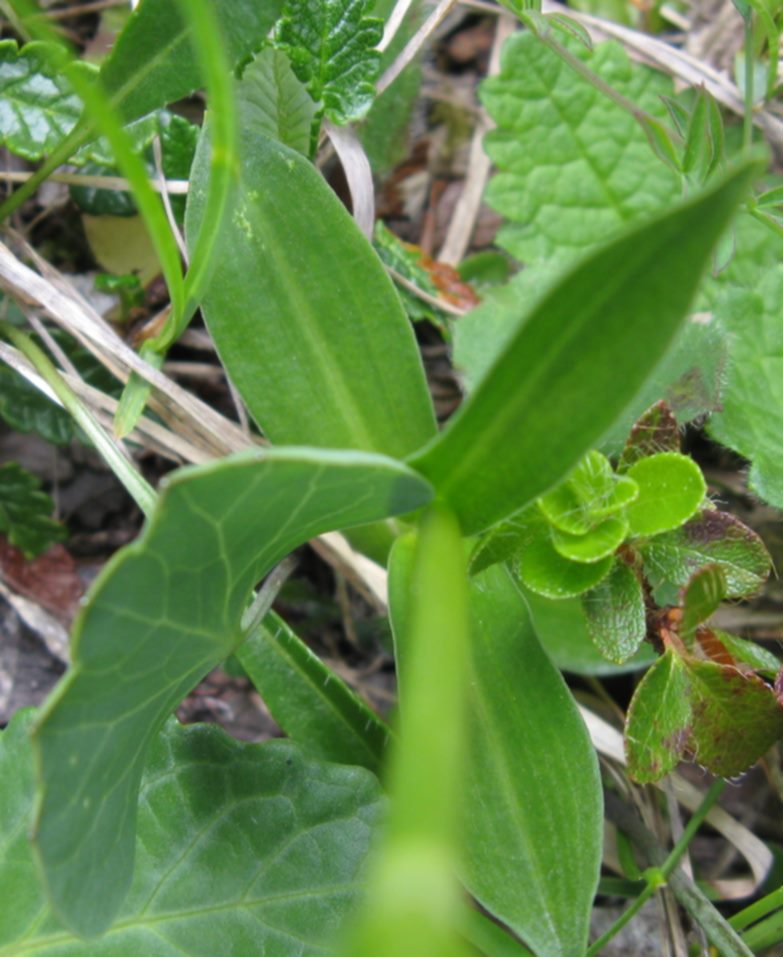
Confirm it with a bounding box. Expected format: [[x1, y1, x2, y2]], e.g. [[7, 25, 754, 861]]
[[709, 268, 783, 509], [523, 587, 656, 675], [538, 450, 636, 536], [236, 46, 315, 155], [680, 565, 726, 641], [480, 34, 680, 265], [551, 513, 628, 563], [712, 629, 781, 679], [0, 461, 66, 557], [582, 560, 646, 662], [33, 447, 432, 937], [186, 129, 436, 457], [625, 452, 706, 537], [236, 610, 389, 772], [640, 509, 771, 603], [0, 40, 87, 160], [1, 710, 382, 955], [462, 565, 602, 956], [625, 649, 691, 783], [408, 159, 759, 535], [518, 531, 614, 599], [468, 506, 543, 575], [273, 0, 383, 124]]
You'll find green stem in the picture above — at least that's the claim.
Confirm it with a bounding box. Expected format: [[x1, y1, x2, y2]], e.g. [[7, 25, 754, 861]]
[[0, 321, 156, 517], [743, 11, 755, 151], [587, 780, 727, 957], [730, 884, 783, 932]]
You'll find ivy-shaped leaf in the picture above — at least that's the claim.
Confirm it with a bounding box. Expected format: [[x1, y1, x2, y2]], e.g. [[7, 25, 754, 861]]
[[273, 0, 383, 124], [0, 462, 66, 558], [0, 40, 90, 161], [0, 711, 382, 955]]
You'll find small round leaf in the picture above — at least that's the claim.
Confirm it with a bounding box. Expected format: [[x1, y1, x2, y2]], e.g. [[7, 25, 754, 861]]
[[625, 452, 706, 537], [551, 514, 628, 563], [517, 532, 614, 599]]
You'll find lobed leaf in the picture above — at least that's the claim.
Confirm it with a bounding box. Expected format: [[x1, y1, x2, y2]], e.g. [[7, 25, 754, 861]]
[[32, 447, 432, 937], [1, 710, 382, 955], [186, 128, 437, 457], [0, 462, 66, 557], [408, 159, 759, 535]]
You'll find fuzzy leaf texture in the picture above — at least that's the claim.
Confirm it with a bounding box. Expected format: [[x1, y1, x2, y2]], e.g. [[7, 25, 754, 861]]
[[273, 0, 383, 123], [32, 448, 432, 937], [0, 711, 382, 955], [0, 462, 66, 557]]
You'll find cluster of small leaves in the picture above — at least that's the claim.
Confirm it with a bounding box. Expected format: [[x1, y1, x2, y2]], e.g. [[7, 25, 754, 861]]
[[472, 403, 779, 780], [0, 461, 66, 557]]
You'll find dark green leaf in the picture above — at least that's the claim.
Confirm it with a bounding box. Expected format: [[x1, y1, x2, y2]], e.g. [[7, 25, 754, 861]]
[[32, 448, 432, 936], [186, 129, 436, 457], [408, 159, 759, 535], [517, 531, 614, 599], [273, 0, 383, 124], [640, 509, 771, 602], [625, 452, 706, 537], [583, 561, 646, 663], [69, 160, 138, 216], [236, 610, 389, 772], [1, 710, 382, 955], [618, 400, 681, 472], [236, 46, 315, 155], [625, 649, 691, 783], [158, 110, 199, 224], [0, 363, 74, 445], [0, 462, 66, 557]]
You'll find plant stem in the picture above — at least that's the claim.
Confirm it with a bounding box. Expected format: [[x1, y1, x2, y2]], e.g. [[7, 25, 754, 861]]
[[588, 780, 729, 957], [730, 884, 783, 932], [0, 321, 156, 517]]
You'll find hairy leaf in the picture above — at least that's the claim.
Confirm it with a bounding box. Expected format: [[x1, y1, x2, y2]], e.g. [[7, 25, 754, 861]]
[[32, 448, 432, 936], [408, 159, 758, 535], [583, 561, 646, 662], [1, 711, 382, 955], [273, 0, 383, 123], [187, 129, 436, 457], [0, 462, 65, 557], [517, 532, 614, 599], [625, 452, 706, 537], [236, 46, 315, 155], [618, 400, 681, 472]]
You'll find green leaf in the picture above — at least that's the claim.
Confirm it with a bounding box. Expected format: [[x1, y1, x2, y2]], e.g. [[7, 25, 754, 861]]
[[236, 46, 315, 156], [408, 159, 759, 535], [709, 268, 783, 508], [1, 710, 382, 955], [236, 610, 389, 772], [468, 506, 543, 575], [625, 649, 691, 783], [480, 34, 681, 265], [0, 462, 66, 557], [640, 509, 771, 602], [517, 531, 614, 599], [625, 452, 706, 537], [618, 400, 681, 472], [713, 629, 781, 679], [680, 565, 726, 641], [582, 560, 646, 662], [32, 447, 432, 937], [551, 513, 628, 563], [273, 0, 383, 124], [0, 363, 74, 445], [158, 110, 199, 224], [684, 657, 783, 779], [523, 587, 656, 675], [186, 128, 436, 457], [0, 40, 88, 160], [538, 450, 637, 536], [462, 565, 602, 956], [69, 159, 139, 216]]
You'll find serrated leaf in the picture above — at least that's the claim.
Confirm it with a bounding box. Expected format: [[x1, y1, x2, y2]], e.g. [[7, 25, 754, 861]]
[[236, 46, 315, 156], [551, 513, 628, 563], [640, 509, 771, 601], [680, 565, 726, 641], [273, 0, 383, 124], [480, 34, 680, 265], [186, 128, 436, 457], [625, 452, 706, 537], [618, 400, 681, 472], [517, 531, 614, 599], [625, 649, 691, 782], [0, 462, 66, 557], [709, 268, 783, 508], [32, 447, 433, 936], [583, 560, 646, 662], [0, 710, 382, 955], [0, 40, 89, 161]]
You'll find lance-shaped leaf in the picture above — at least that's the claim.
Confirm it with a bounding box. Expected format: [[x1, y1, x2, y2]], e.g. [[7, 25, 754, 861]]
[[408, 159, 760, 535], [583, 560, 646, 663], [273, 0, 382, 124], [32, 447, 432, 937], [0, 462, 66, 557], [2, 711, 383, 955], [186, 129, 436, 457], [640, 509, 771, 603]]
